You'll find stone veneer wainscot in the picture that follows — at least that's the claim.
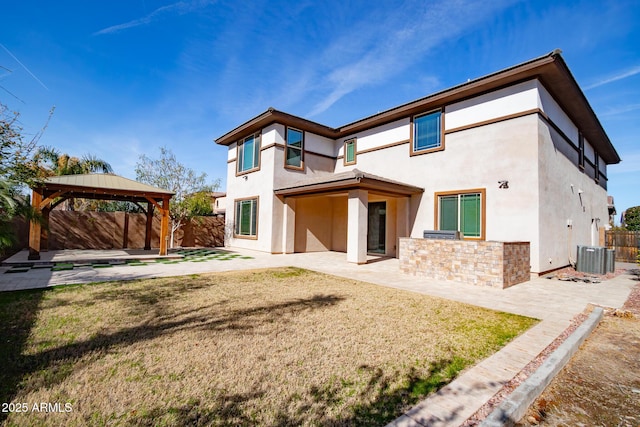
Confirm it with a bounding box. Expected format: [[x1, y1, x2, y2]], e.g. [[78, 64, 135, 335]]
[[399, 238, 530, 288]]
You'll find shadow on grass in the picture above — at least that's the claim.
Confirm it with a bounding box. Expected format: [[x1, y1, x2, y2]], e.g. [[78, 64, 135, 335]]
[[120, 358, 471, 427], [124, 392, 267, 427], [277, 359, 469, 426], [0, 289, 344, 418], [0, 288, 47, 424]]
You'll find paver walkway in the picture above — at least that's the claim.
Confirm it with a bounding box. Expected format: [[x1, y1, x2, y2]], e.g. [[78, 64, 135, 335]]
[[1, 248, 636, 426]]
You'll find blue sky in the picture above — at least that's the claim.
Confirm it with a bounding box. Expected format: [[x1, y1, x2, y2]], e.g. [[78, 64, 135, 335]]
[[1, 0, 639, 221]]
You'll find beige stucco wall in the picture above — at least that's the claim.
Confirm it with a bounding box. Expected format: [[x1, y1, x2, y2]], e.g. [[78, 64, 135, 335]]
[[537, 119, 609, 271], [294, 196, 333, 252], [333, 113, 540, 266], [446, 80, 539, 129], [331, 196, 348, 252], [291, 195, 349, 253], [224, 78, 612, 272], [225, 127, 277, 253]]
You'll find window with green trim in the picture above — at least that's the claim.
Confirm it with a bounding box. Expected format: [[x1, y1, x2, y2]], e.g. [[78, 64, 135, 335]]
[[438, 192, 482, 238], [234, 198, 258, 237], [285, 127, 303, 168], [344, 138, 356, 165], [413, 110, 442, 153], [237, 133, 260, 173]]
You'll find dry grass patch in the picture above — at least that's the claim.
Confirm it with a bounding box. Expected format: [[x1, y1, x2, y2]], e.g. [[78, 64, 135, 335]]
[[1, 267, 536, 426]]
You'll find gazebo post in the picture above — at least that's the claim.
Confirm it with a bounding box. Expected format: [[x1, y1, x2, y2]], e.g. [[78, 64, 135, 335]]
[[40, 205, 51, 252], [159, 196, 170, 256], [144, 202, 154, 251], [28, 189, 43, 260], [30, 175, 174, 255]]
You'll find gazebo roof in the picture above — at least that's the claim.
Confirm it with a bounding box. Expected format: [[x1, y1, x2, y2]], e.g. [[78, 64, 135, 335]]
[[35, 174, 174, 202], [28, 174, 174, 259]]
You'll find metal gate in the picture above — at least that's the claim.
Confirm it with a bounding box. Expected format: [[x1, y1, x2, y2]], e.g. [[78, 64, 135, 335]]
[[605, 230, 639, 263]]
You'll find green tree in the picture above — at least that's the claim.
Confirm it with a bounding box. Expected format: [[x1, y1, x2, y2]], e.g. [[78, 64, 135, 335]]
[[34, 146, 113, 176], [0, 104, 49, 251], [33, 146, 113, 210], [623, 206, 640, 231], [135, 147, 219, 248]]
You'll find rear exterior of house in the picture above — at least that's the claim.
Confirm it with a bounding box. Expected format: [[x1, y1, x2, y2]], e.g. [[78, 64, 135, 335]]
[[215, 51, 620, 275]]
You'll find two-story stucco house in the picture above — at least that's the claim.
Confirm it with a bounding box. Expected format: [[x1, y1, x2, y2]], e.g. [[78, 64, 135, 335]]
[[214, 50, 620, 276]]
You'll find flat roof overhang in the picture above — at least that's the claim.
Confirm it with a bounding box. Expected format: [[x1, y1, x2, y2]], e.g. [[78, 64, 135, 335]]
[[274, 169, 424, 198]]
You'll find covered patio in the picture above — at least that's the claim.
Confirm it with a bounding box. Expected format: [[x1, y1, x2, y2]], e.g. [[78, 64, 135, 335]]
[[275, 169, 424, 263], [28, 174, 174, 260]]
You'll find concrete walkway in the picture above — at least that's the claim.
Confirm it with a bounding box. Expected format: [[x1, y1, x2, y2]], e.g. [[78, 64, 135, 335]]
[[1, 248, 637, 426]]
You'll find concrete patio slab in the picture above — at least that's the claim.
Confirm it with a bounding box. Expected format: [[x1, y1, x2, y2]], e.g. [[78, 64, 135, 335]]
[[2, 248, 183, 265]]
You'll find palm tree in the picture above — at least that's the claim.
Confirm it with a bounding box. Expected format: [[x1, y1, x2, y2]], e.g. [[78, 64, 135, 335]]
[[35, 147, 113, 176], [34, 147, 114, 210]]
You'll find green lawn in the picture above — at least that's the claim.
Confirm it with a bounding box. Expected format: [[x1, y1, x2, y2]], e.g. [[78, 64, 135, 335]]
[[0, 268, 537, 426]]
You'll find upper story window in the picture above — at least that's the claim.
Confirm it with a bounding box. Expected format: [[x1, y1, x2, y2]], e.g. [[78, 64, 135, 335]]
[[285, 127, 304, 169], [412, 110, 443, 155], [237, 133, 260, 174], [344, 138, 357, 165]]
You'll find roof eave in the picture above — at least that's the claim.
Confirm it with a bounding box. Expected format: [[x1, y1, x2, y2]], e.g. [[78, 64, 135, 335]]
[[215, 50, 620, 164], [214, 108, 339, 146], [338, 51, 559, 136]]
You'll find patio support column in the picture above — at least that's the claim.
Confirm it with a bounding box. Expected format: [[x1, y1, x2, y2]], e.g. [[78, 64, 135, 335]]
[[391, 197, 411, 258], [396, 197, 410, 238], [283, 197, 296, 254], [159, 196, 170, 256], [144, 202, 154, 250], [347, 189, 368, 264], [28, 189, 43, 260]]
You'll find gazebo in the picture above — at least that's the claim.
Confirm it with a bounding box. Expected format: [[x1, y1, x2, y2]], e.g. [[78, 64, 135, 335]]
[[28, 174, 174, 260]]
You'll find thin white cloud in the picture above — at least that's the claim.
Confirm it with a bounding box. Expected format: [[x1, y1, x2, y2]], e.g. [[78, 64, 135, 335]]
[[306, 0, 516, 117], [94, 1, 215, 35], [584, 65, 640, 90], [608, 152, 640, 174], [600, 103, 640, 117], [0, 43, 48, 90]]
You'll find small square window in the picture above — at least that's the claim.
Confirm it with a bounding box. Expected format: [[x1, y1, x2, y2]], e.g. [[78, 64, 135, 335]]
[[413, 110, 442, 154]]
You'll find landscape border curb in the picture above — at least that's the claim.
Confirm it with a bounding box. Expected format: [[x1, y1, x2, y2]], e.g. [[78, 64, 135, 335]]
[[479, 306, 604, 427]]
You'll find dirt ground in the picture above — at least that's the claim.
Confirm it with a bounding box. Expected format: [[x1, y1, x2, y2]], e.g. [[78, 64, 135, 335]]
[[518, 271, 640, 427]]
